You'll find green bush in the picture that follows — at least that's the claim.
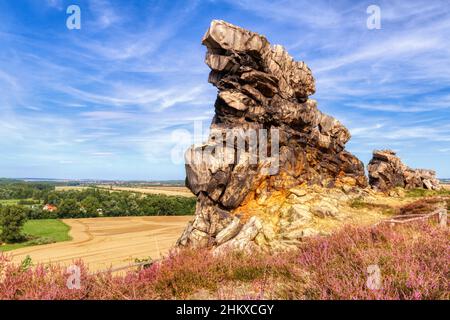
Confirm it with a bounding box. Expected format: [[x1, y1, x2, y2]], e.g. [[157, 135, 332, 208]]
[[349, 197, 394, 215], [0, 205, 28, 243]]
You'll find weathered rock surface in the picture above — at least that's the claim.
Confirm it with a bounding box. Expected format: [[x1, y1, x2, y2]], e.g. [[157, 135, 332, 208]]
[[368, 150, 440, 192], [178, 20, 368, 251]]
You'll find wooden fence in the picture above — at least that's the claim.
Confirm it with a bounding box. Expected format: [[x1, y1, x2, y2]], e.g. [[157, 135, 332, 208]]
[[376, 207, 447, 228], [93, 259, 156, 275]]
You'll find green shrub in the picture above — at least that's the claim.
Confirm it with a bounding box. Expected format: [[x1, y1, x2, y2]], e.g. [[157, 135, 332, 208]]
[[0, 205, 28, 243], [19, 255, 33, 271], [349, 197, 367, 209], [349, 197, 394, 215]]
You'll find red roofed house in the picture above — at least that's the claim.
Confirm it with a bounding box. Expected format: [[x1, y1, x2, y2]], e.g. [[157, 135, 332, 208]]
[[43, 204, 58, 212]]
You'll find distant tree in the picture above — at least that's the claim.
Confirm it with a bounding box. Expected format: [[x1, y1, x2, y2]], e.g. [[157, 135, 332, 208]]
[[57, 199, 81, 218], [44, 192, 60, 205], [0, 205, 28, 243], [80, 196, 101, 217]]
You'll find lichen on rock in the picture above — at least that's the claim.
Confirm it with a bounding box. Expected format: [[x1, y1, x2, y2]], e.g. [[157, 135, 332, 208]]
[[178, 20, 370, 251]]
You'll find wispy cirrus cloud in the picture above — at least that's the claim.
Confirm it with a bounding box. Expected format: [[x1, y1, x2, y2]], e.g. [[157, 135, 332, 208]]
[[45, 0, 64, 10], [87, 0, 123, 29], [0, 0, 448, 179]]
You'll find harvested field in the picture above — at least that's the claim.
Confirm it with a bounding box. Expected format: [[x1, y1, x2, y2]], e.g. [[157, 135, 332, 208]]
[[55, 185, 194, 197], [7, 216, 192, 272], [100, 186, 194, 197], [55, 186, 91, 191]]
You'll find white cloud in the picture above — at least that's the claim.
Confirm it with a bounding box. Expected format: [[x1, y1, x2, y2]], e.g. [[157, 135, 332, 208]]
[[1, 0, 449, 178], [88, 0, 123, 29], [46, 0, 63, 10], [91, 152, 115, 157]]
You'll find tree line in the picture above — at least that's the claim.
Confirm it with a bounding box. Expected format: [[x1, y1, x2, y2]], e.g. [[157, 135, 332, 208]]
[[0, 180, 54, 200], [40, 188, 196, 218], [0, 181, 196, 219], [0, 181, 196, 244]]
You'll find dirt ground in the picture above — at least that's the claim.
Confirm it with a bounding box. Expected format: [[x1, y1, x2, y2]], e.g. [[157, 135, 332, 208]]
[[8, 216, 192, 272]]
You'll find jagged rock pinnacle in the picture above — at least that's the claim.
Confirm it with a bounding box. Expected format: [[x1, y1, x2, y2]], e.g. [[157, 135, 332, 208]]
[[368, 150, 441, 191], [177, 20, 367, 250]]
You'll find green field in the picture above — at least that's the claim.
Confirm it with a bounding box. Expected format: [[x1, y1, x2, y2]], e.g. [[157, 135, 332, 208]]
[[0, 199, 22, 205], [0, 219, 71, 252], [0, 199, 41, 206]]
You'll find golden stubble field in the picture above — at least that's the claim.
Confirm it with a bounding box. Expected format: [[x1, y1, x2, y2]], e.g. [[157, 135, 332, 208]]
[[56, 185, 194, 197], [105, 186, 194, 197], [8, 216, 192, 272]]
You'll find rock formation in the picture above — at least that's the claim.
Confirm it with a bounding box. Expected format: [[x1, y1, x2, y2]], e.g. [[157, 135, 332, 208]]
[[177, 20, 367, 251], [368, 150, 441, 191]]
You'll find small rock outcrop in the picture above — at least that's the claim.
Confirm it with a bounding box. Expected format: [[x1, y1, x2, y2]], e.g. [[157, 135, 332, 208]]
[[368, 150, 440, 191], [178, 20, 368, 251]]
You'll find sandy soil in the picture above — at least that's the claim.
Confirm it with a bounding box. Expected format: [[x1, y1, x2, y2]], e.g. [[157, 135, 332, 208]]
[[8, 216, 192, 272], [442, 184, 450, 190]]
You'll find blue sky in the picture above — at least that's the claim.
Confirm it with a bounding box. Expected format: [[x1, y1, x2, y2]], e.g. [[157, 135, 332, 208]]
[[0, 0, 449, 180]]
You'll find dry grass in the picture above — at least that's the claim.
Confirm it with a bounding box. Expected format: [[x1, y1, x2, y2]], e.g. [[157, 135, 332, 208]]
[[399, 197, 447, 215]]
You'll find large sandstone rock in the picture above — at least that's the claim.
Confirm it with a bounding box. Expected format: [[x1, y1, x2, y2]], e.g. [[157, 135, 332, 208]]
[[368, 150, 440, 192], [178, 20, 367, 251]]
